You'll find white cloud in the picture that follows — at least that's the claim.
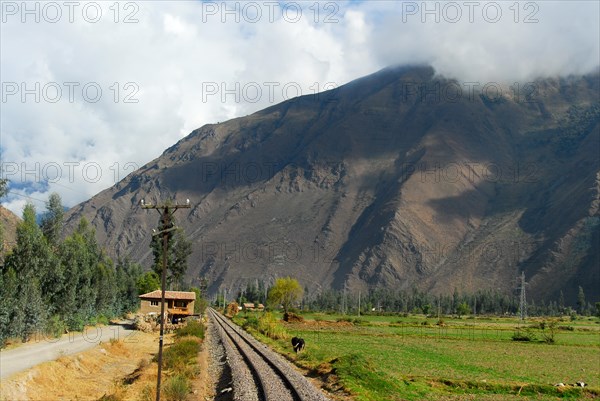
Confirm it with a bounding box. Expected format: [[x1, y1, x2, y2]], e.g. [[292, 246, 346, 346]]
[[163, 13, 195, 36], [1, 0, 598, 216], [369, 1, 600, 82]]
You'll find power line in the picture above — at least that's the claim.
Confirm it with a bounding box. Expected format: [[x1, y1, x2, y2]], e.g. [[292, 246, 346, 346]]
[[4, 190, 48, 204]]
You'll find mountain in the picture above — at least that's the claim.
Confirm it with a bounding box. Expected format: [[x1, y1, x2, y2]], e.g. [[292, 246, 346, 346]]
[[64, 65, 600, 303], [1, 205, 21, 258]]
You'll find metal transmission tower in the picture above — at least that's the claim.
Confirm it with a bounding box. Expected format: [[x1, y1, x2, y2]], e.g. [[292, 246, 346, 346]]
[[141, 198, 190, 401], [518, 271, 527, 321]]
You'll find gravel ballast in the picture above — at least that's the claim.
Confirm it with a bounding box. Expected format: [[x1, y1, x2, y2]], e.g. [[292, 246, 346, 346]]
[[208, 308, 331, 401]]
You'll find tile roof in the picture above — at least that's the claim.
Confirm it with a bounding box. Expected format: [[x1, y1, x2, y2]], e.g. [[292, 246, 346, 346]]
[[242, 303, 265, 308], [139, 290, 196, 300]]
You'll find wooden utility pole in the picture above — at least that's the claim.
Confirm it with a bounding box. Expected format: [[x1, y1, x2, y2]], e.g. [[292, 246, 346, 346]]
[[141, 199, 190, 401]]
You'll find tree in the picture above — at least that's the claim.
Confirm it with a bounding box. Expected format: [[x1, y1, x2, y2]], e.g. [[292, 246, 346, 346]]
[[38, 196, 65, 308], [57, 233, 85, 325], [115, 258, 142, 314], [4, 204, 51, 339], [0, 202, 157, 345], [93, 257, 118, 317], [457, 302, 471, 318], [20, 277, 47, 341], [0, 268, 18, 345], [7, 204, 49, 278], [171, 228, 192, 289], [452, 288, 459, 312], [214, 292, 225, 308], [150, 220, 192, 289], [237, 280, 267, 305], [137, 271, 161, 295], [57, 218, 101, 329], [267, 277, 304, 313], [41, 193, 64, 247], [75, 218, 101, 321], [577, 286, 586, 315], [190, 286, 208, 315], [595, 302, 600, 319], [0, 178, 7, 198], [558, 290, 565, 313]]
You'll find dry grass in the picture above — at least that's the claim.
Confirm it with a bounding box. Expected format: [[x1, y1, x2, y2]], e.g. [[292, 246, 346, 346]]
[[0, 332, 164, 401], [94, 320, 208, 401], [120, 361, 160, 401], [118, 337, 205, 401]]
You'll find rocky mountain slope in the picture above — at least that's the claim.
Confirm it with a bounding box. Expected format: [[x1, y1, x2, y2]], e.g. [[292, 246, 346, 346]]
[[64, 66, 600, 302], [0, 205, 20, 258]]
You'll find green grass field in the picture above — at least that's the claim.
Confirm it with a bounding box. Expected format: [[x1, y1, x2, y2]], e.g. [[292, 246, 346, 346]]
[[232, 312, 600, 400]]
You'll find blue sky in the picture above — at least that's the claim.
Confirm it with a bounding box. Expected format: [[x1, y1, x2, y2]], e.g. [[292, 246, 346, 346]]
[[1, 0, 599, 216]]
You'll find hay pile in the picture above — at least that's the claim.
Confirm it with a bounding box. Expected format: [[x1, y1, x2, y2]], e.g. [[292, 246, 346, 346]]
[[283, 312, 304, 322]]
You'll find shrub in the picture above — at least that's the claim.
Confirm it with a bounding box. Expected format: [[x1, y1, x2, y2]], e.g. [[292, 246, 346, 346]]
[[541, 319, 558, 344], [45, 315, 66, 338], [159, 338, 201, 376], [258, 312, 288, 340], [558, 325, 574, 331], [243, 316, 259, 331], [512, 328, 537, 342], [512, 332, 531, 341], [163, 374, 189, 401], [176, 320, 204, 339], [66, 314, 86, 332]]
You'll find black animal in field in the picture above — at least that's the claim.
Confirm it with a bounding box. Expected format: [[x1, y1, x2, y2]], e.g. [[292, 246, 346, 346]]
[[291, 337, 305, 353]]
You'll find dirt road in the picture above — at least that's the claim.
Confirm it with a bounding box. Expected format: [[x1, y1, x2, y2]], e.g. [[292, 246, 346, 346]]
[[0, 323, 136, 380]]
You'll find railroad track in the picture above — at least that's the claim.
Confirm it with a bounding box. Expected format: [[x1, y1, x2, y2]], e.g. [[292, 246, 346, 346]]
[[208, 308, 331, 401]]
